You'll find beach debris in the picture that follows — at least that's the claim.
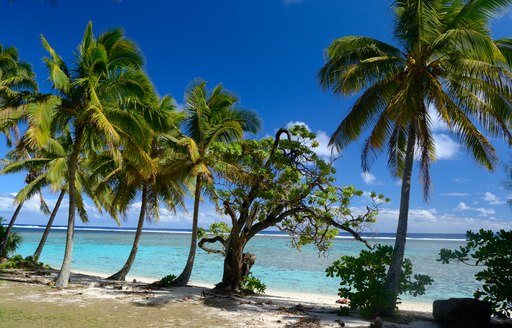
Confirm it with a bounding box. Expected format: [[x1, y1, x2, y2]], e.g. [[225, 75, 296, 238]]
[[285, 316, 321, 328], [132, 279, 137, 283], [334, 319, 345, 326], [368, 316, 382, 328], [433, 298, 491, 328]]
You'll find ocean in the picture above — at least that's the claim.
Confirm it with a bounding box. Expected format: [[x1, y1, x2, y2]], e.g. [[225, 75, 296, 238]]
[[11, 225, 480, 304]]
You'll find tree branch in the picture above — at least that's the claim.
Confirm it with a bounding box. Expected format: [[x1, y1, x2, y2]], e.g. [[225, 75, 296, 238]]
[[198, 236, 226, 256]]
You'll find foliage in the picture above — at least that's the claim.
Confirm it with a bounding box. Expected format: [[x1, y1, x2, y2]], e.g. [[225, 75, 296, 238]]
[[326, 245, 433, 318], [438, 229, 512, 318], [0, 218, 22, 257], [199, 125, 387, 291], [0, 255, 49, 270], [336, 306, 350, 316], [241, 274, 266, 294], [318, 0, 512, 315], [159, 274, 177, 287]]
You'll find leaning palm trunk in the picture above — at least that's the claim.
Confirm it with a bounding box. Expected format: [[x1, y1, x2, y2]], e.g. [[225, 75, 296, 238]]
[[0, 202, 24, 258], [173, 176, 202, 286], [33, 189, 65, 262], [382, 125, 416, 316], [108, 185, 148, 281], [55, 127, 83, 288]]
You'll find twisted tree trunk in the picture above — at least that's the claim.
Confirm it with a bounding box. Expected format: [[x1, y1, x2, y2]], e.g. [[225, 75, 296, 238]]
[[33, 189, 65, 262], [0, 202, 24, 258], [382, 125, 416, 316], [108, 184, 148, 281]]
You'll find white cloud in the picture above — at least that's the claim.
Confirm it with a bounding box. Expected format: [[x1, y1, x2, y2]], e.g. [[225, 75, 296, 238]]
[[440, 192, 471, 197], [433, 134, 460, 160], [366, 205, 512, 233], [483, 192, 505, 205], [285, 121, 338, 159], [361, 172, 378, 185], [456, 202, 495, 217]]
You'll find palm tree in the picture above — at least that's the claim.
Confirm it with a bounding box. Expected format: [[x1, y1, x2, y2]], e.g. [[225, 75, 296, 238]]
[[1, 132, 95, 261], [90, 96, 188, 281], [319, 0, 512, 315], [172, 81, 261, 287], [26, 22, 156, 287], [0, 43, 37, 146], [0, 44, 38, 259]]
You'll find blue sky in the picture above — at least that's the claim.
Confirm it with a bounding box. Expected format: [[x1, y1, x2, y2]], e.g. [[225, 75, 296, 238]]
[[0, 0, 511, 233]]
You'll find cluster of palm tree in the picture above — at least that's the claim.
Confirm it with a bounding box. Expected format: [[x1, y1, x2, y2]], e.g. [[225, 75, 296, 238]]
[[0, 22, 261, 288], [1, 0, 512, 318], [320, 0, 512, 315]]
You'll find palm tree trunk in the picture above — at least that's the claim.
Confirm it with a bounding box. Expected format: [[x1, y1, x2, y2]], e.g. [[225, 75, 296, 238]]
[[55, 126, 83, 288], [173, 176, 202, 287], [33, 189, 65, 262], [0, 202, 24, 258], [382, 125, 416, 316], [107, 184, 148, 281]]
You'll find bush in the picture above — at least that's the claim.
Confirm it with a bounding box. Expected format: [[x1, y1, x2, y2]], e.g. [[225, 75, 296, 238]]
[[326, 244, 433, 318], [241, 274, 266, 294], [159, 274, 177, 287], [0, 218, 22, 257], [438, 229, 512, 318], [0, 255, 49, 270]]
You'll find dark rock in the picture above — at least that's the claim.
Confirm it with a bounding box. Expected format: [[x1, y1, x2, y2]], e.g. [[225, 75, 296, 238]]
[[369, 317, 382, 328], [490, 317, 512, 327], [433, 298, 491, 328]]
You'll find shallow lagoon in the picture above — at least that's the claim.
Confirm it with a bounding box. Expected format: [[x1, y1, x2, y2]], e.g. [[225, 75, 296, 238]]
[[14, 226, 480, 304]]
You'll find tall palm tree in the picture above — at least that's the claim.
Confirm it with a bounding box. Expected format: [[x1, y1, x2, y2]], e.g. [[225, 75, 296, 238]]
[[90, 96, 189, 281], [26, 22, 156, 287], [319, 0, 512, 315], [0, 43, 37, 146], [0, 44, 38, 258], [1, 130, 100, 261], [172, 81, 261, 287]]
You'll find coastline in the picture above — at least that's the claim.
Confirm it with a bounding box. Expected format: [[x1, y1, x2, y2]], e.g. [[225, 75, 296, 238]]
[[71, 268, 433, 312], [0, 268, 437, 328]]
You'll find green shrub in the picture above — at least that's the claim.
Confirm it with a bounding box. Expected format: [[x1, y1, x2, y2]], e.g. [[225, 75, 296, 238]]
[[159, 274, 177, 287], [438, 229, 512, 318], [241, 274, 266, 294], [0, 218, 22, 257], [336, 306, 350, 316], [0, 255, 49, 270], [326, 244, 433, 318]]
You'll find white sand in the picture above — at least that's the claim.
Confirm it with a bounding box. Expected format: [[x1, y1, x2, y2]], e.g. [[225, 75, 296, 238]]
[[67, 268, 437, 327]]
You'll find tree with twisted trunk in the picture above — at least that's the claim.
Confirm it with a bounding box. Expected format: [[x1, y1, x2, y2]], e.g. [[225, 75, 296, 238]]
[[199, 125, 386, 292]]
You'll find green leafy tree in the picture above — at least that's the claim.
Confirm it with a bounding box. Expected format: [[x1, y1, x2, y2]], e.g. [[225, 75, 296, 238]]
[[198, 126, 386, 292], [172, 80, 261, 287], [25, 22, 156, 287], [438, 229, 512, 318], [326, 245, 433, 318], [319, 0, 512, 315]]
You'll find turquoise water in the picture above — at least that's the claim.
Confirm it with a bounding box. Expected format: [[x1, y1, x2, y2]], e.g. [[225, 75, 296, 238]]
[[13, 227, 480, 304]]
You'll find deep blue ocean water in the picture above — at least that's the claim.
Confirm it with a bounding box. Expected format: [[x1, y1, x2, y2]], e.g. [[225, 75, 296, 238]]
[[11, 225, 480, 304]]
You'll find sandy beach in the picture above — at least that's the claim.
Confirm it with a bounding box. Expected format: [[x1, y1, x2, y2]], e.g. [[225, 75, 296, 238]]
[[0, 268, 439, 328]]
